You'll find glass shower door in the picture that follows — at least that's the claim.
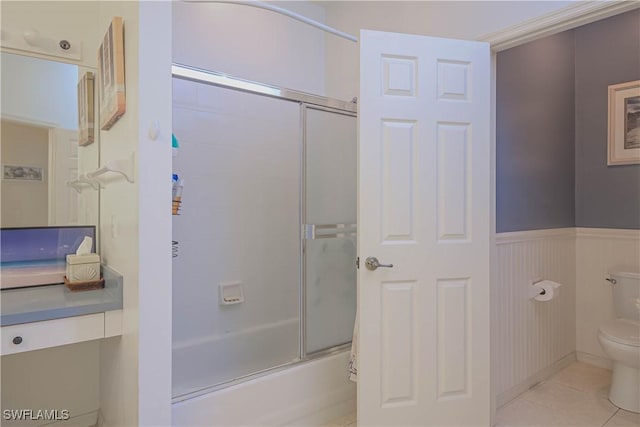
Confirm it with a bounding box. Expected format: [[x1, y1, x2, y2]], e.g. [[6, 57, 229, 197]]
[[172, 79, 301, 396], [304, 106, 357, 354]]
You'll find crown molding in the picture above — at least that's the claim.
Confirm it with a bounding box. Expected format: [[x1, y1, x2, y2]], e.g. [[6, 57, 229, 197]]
[[479, 1, 640, 52]]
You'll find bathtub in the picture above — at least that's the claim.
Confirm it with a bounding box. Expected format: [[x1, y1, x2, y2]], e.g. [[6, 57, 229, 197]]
[[172, 319, 356, 426]]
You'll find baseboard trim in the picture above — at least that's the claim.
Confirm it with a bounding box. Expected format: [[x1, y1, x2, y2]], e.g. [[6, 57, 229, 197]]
[[577, 351, 613, 370], [276, 388, 356, 427], [496, 352, 576, 409], [40, 410, 99, 427]]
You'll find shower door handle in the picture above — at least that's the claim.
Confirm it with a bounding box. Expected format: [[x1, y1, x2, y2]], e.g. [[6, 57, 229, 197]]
[[365, 257, 393, 271]]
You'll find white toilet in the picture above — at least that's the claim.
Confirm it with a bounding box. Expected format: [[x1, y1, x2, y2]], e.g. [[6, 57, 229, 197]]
[[598, 270, 640, 413]]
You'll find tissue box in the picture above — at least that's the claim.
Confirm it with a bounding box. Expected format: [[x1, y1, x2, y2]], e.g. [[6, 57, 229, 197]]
[[66, 254, 101, 283]]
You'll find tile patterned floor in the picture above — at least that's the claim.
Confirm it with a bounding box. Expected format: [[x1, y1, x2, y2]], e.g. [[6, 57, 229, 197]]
[[324, 362, 640, 426], [496, 362, 640, 426], [322, 412, 356, 427]]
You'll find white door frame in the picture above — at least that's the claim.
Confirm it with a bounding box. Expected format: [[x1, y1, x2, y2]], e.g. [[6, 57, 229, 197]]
[[480, 0, 639, 423]]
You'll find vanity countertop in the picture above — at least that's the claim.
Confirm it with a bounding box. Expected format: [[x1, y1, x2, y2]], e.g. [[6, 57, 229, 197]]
[[0, 265, 122, 326]]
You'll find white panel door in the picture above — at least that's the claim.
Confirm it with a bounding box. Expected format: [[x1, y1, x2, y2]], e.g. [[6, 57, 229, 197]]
[[358, 30, 491, 426]]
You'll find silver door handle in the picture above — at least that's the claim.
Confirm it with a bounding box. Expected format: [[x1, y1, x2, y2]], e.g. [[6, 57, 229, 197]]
[[365, 257, 393, 271]]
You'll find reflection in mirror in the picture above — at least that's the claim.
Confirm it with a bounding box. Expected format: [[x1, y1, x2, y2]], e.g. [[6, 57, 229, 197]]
[[1, 52, 99, 231]]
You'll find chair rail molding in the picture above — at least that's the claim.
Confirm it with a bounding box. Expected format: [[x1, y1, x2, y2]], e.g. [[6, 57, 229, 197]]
[[496, 227, 576, 245], [575, 227, 640, 240]]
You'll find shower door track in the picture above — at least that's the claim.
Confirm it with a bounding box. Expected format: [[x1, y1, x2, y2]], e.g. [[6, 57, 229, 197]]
[[172, 63, 358, 113], [172, 342, 352, 403], [171, 64, 357, 401]]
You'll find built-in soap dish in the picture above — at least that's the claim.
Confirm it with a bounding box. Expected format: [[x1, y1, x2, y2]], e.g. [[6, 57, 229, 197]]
[[219, 281, 244, 306]]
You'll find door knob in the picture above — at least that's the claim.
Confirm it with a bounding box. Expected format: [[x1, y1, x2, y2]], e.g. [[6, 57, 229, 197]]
[[365, 257, 393, 271]]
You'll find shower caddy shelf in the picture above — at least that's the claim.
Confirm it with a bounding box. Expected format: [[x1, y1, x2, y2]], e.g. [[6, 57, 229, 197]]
[[172, 199, 181, 215]]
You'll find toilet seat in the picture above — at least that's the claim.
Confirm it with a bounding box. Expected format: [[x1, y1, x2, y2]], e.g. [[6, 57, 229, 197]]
[[599, 319, 640, 347]]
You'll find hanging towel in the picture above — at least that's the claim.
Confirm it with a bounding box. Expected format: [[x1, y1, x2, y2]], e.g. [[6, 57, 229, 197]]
[[348, 311, 358, 382]]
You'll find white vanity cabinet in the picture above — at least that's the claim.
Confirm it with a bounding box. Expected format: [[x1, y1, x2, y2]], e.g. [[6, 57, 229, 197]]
[[1, 310, 123, 356], [1, 265, 124, 356]]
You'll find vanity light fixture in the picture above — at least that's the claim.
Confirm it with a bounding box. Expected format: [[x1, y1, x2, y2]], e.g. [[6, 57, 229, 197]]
[[0, 27, 81, 61]]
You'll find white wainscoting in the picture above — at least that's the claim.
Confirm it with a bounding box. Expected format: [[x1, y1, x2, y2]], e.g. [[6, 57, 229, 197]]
[[575, 228, 640, 367], [494, 228, 576, 407]]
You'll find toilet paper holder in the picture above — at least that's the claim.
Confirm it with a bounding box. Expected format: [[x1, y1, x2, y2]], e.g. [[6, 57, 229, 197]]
[[530, 278, 563, 301]]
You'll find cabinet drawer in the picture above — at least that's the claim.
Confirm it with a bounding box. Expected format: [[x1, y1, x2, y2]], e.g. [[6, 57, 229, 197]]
[[1, 313, 105, 355]]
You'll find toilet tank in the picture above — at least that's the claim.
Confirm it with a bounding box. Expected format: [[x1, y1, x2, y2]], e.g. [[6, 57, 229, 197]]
[[611, 270, 640, 320]]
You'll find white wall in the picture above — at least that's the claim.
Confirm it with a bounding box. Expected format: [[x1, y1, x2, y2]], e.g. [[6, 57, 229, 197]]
[[575, 228, 640, 367], [95, 2, 141, 424], [322, 0, 575, 100], [172, 0, 326, 95], [97, 1, 172, 426], [136, 2, 173, 423], [173, 0, 575, 102]]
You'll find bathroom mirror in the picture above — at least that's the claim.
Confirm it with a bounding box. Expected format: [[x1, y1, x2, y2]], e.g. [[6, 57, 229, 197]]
[[0, 52, 99, 230]]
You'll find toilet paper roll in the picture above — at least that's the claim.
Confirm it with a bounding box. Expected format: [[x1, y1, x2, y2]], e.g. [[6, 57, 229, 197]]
[[532, 281, 555, 302]]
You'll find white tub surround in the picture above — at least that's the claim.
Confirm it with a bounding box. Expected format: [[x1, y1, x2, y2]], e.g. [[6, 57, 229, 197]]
[[172, 351, 355, 426], [172, 318, 299, 397]]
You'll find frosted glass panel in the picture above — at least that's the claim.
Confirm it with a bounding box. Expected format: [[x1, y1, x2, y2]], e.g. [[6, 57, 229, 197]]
[[305, 108, 357, 354], [306, 237, 356, 353], [172, 79, 300, 397], [306, 109, 357, 225]]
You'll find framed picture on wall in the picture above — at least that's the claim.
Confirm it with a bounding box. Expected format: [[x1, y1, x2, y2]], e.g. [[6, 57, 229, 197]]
[[2, 165, 44, 181], [608, 80, 640, 165], [98, 16, 126, 131], [77, 71, 95, 146]]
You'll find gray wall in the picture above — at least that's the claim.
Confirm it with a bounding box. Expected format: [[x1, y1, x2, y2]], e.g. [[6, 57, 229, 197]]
[[496, 31, 576, 232], [574, 10, 640, 229], [496, 10, 640, 232]]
